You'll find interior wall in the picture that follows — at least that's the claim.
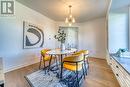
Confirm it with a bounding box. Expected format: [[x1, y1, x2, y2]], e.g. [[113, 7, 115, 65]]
[[79, 17, 107, 59], [0, 1, 57, 72]]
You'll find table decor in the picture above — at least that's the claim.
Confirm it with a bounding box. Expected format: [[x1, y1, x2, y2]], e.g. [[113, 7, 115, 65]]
[[54, 29, 66, 51]]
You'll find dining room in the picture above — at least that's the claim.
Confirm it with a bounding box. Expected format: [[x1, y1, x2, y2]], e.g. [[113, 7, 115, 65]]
[[1, 0, 130, 87]]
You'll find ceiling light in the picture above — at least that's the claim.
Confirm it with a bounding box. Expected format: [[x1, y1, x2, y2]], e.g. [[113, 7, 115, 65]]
[[65, 5, 75, 26]]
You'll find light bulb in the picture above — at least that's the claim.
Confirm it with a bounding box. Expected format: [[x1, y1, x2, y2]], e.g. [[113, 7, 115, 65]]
[[65, 5, 76, 25], [65, 18, 68, 23], [72, 18, 75, 23], [69, 23, 72, 26], [69, 14, 72, 18]]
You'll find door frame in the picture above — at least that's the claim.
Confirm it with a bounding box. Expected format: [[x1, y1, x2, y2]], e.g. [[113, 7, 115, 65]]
[[59, 26, 79, 49]]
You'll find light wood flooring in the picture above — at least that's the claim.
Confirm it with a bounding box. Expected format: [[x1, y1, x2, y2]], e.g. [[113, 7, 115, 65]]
[[5, 58, 120, 87]]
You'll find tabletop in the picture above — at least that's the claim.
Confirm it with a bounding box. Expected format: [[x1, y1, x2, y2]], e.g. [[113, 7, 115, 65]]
[[46, 48, 77, 55]]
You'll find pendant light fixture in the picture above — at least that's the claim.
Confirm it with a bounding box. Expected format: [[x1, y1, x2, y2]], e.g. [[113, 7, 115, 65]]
[[65, 5, 75, 26]]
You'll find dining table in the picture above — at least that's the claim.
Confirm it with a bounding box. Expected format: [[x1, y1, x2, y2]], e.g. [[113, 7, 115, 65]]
[[46, 48, 77, 78]]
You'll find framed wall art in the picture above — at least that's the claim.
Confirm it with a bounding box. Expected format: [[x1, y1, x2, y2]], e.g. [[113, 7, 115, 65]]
[[23, 21, 44, 49]]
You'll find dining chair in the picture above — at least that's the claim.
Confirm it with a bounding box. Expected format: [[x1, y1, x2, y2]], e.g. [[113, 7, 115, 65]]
[[73, 50, 89, 75], [61, 53, 85, 87], [39, 49, 57, 70]]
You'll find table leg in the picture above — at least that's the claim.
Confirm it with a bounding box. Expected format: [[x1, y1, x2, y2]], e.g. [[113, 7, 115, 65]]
[[60, 54, 63, 79], [55, 55, 59, 69], [47, 55, 53, 72], [0, 83, 4, 87]]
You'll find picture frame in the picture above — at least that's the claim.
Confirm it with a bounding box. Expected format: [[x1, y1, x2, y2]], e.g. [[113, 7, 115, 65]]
[[23, 21, 44, 49]]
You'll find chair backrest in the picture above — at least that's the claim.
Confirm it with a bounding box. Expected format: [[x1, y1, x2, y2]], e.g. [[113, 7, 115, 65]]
[[72, 53, 84, 62], [41, 49, 51, 56], [72, 50, 89, 61], [78, 50, 89, 55]]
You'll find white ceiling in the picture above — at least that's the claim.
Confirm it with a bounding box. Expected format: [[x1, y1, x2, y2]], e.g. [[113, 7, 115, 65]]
[[16, 0, 110, 23]]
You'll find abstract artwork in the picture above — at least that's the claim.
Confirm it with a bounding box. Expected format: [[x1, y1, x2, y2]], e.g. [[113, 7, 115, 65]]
[[23, 21, 44, 49]]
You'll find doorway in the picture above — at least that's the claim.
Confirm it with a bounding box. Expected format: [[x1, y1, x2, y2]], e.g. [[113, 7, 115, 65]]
[[60, 26, 78, 49]]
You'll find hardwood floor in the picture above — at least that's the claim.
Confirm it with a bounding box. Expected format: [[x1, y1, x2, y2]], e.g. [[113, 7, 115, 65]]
[[5, 58, 120, 87]]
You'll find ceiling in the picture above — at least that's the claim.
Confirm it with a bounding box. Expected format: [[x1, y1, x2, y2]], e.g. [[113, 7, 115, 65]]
[[16, 0, 110, 23]]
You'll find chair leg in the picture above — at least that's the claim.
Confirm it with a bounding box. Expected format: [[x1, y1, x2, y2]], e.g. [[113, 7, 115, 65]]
[[43, 60, 47, 74], [43, 60, 46, 68], [76, 70, 79, 87], [87, 58, 89, 70], [84, 62, 88, 75], [82, 64, 85, 79], [86, 58, 89, 75], [83, 58, 87, 75], [76, 63, 79, 87], [39, 56, 42, 69], [84, 55, 88, 75]]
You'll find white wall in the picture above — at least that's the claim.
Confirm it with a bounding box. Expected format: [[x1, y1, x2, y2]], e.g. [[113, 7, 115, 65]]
[[79, 17, 107, 59], [0, 2, 57, 72]]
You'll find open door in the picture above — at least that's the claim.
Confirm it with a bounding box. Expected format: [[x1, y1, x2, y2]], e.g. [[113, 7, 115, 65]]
[[60, 27, 78, 49]]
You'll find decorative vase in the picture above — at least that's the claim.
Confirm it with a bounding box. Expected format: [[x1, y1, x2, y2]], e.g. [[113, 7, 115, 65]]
[[60, 43, 65, 51]]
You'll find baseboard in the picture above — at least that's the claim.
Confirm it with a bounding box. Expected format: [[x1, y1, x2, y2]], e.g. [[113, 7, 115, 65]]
[[89, 56, 106, 60], [4, 60, 39, 73]]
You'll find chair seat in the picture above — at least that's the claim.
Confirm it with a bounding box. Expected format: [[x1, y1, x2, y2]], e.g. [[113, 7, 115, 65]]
[[63, 63, 82, 71]]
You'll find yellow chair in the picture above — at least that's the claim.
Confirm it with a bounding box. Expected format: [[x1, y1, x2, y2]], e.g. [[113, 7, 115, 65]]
[[61, 53, 85, 86], [73, 50, 89, 75], [39, 49, 56, 69]]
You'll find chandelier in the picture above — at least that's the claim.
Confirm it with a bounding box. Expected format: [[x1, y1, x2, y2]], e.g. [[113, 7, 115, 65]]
[[65, 5, 75, 26]]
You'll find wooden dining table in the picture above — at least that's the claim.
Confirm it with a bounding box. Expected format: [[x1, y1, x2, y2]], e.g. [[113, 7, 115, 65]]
[[46, 48, 77, 78]]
